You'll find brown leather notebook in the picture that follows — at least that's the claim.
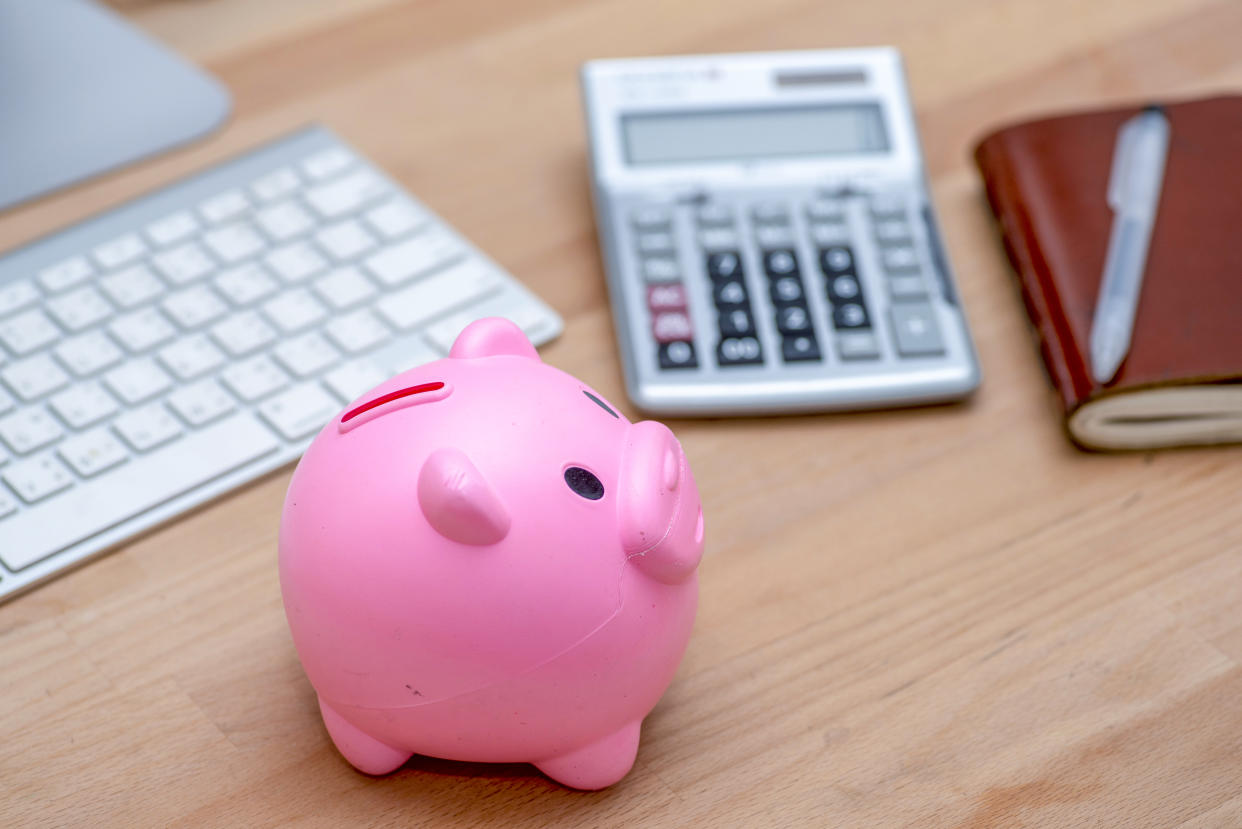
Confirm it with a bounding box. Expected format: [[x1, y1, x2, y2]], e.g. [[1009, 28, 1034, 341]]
[[974, 95, 1242, 450]]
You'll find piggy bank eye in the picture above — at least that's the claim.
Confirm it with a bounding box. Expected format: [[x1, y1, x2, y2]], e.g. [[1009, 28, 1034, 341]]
[[564, 467, 604, 500]]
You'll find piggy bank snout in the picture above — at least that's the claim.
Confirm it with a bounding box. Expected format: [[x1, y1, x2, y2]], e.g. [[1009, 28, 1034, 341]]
[[618, 421, 703, 584]]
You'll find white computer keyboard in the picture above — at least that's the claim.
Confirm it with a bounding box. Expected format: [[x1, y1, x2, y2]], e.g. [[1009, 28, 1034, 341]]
[[0, 125, 562, 602]]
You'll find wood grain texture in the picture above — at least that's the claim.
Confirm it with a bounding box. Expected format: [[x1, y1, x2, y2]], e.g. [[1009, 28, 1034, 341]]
[[3, 1, 1242, 826]]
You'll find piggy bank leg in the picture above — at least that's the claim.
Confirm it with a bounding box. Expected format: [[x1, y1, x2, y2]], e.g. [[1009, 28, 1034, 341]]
[[533, 720, 642, 790], [318, 696, 411, 776]]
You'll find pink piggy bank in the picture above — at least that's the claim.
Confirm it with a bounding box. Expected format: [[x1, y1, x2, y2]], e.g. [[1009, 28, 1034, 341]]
[[278, 318, 704, 790]]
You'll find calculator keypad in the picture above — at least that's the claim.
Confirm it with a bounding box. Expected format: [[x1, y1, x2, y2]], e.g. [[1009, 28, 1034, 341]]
[[631, 192, 951, 374]]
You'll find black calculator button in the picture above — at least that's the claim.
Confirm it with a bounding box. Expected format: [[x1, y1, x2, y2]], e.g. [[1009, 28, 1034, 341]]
[[762, 249, 798, 276], [717, 337, 763, 366], [775, 304, 813, 335], [819, 246, 854, 274], [769, 276, 805, 306], [719, 308, 756, 337], [827, 274, 862, 302], [706, 251, 743, 281], [781, 335, 822, 363], [713, 279, 748, 307], [658, 341, 698, 370], [832, 302, 871, 330]]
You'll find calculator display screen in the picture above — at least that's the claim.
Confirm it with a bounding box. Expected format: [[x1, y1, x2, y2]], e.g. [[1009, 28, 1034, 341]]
[[621, 104, 889, 165]]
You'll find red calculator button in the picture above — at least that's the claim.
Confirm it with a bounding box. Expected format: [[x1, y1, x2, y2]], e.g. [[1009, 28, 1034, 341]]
[[652, 311, 694, 343], [647, 283, 688, 312]]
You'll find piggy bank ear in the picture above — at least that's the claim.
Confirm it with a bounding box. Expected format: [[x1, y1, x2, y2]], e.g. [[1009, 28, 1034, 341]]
[[617, 421, 699, 583], [450, 317, 539, 361], [417, 448, 511, 545]]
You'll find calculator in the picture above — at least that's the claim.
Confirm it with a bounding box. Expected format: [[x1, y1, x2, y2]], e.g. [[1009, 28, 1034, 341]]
[[580, 48, 980, 415]]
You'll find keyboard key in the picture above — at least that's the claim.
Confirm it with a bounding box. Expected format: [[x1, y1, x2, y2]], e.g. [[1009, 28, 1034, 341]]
[[263, 289, 327, 333], [37, 256, 93, 293], [641, 257, 680, 283], [109, 308, 176, 352], [258, 383, 340, 440], [49, 382, 119, 429], [214, 263, 279, 305], [837, 331, 881, 360], [775, 304, 813, 335], [712, 279, 748, 308], [695, 204, 733, 227], [113, 402, 182, 451], [652, 311, 694, 343], [881, 246, 919, 273], [646, 283, 688, 312], [210, 311, 278, 356], [637, 232, 675, 256], [100, 265, 166, 309], [0, 487, 18, 519], [832, 302, 871, 330], [220, 355, 290, 402], [706, 251, 743, 281], [105, 359, 173, 405], [890, 302, 946, 357], [364, 199, 429, 239], [875, 218, 912, 244], [254, 200, 315, 241], [0, 310, 61, 355], [304, 169, 387, 218], [313, 267, 377, 310], [324, 360, 388, 403], [250, 167, 301, 202], [316, 219, 377, 261], [717, 337, 763, 366], [203, 222, 266, 264], [364, 228, 464, 287], [3, 355, 70, 401], [781, 335, 822, 363], [719, 307, 756, 337], [755, 226, 796, 249], [3, 455, 73, 503], [324, 308, 391, 354], [0, 388, 14, 417], [167, 379, 236, 426], [762, 250, 798, 276], [658, 341, 697, 370], [698, 228, 738, 252], [266, 241, 329, 284], [0, 279, 40, 316], [0, 408, 64, 454], [162, 286, 228, 329], [769, 276, 805, 306], [199, 189, 251, 224], [819, 246, 854, 274], [158, 334, 226, 380], [630, 206, 672, 232], [273, 332, 341, 378], [92, 233, 147, 269], [887, 273, 929, 301], [145, 211, 200, 247], [46, 286, 113, 332], [810, 223, 850, 247], [152, 242, 216, 285], [301, 147, 355, 180], [828, 274, 862, 302], [0, 414, 279, 571], [55, 331, 124, 377], [58, 429, 129, 478], [374, 260, 500, 331]]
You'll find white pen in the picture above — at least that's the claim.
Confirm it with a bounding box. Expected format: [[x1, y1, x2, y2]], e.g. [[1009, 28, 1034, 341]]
[[1089, 105, 1171, 385]]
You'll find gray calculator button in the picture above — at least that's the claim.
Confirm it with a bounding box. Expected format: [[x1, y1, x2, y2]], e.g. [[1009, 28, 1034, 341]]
[[806, 200, 846, 223], [875, 219, 912, 244], [751, 203, 790, 225], [698, 228, 739, 251], [810, 223, 850, 247], [630, 206, 672, 232], [637, 232, 676, 256], [642, 257, 680, 283], [889, 303, 945, 357], [696, 204, 734, 227], [836, 331, 880, 360], [870, 195, 907, 220], [755, 225, 796, 249], [881, 245, 919, 273], [887, 273, 928, 300]]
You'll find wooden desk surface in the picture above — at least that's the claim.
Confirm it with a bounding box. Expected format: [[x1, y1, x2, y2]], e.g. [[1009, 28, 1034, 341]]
[[4, 1, 1242, 826]]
